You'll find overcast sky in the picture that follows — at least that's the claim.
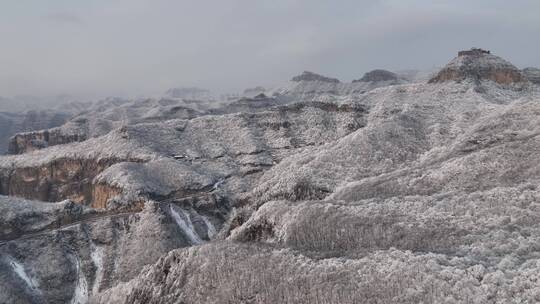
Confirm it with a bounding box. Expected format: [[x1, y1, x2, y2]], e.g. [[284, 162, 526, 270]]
[[1, 0, 539, 99]]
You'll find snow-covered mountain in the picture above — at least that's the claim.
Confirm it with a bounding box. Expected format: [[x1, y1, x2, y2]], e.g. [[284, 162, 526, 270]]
[[1, 48, 539, 304], [267, 70, 411, 103]]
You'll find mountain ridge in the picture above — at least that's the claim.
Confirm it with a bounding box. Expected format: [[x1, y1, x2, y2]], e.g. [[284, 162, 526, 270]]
[[1, 49, 539, 304]]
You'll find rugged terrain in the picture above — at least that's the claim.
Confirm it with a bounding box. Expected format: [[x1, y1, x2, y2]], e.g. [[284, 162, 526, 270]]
[[0, 110, 72, 155], [1, 49, 540, 304]]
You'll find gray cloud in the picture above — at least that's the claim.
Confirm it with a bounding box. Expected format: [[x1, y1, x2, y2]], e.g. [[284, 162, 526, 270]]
[[0, 0, 539, 100], [44, 12, 84, 25]]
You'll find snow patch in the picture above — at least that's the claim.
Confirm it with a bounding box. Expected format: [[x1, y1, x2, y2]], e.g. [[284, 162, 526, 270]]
[[90, 244, 105, 295], [70, 254, 88, 304], [212, 178, 225, 190], [170, 206, 203, 245], [202, 216, 217, 239], [9, 258, 39, 291]]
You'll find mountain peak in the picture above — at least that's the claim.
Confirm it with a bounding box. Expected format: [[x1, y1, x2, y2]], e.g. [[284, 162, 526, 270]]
[[353, 69, 399, 83], [291, 71, 340, 83], [429, 48, 526, 85]]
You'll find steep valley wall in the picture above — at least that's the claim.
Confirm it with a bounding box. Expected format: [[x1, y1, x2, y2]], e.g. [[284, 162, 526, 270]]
[[0, 158, 135, 208]]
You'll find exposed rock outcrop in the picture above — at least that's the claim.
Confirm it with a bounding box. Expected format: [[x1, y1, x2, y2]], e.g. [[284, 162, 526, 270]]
[[0, 110, 71, 154], [0, 157, 135, 205], [8, 128, 86, 155], [429, 48, 526, 85]]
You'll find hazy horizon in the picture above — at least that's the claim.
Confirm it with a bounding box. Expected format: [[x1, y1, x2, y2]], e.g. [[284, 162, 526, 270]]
[[1, 0, 540, 101]]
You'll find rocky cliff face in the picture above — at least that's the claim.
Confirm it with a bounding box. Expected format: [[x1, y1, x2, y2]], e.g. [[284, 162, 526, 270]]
[[8, 127, 87, 155], [0, 157, 134, 205], [0, 110, 71, 154], [2, 50, 540, 304]]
